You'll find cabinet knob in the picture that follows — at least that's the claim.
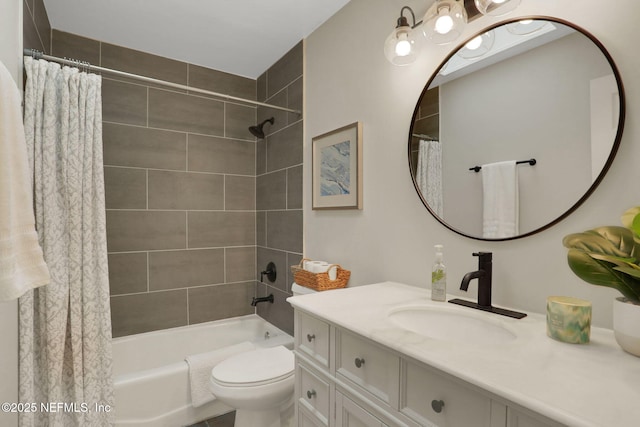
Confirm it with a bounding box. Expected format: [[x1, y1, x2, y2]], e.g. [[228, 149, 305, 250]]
[[306, 389, 316, 399], [307, 333, 316, 342], [354, 357, 365, 368], [431, 399, 445, 413]]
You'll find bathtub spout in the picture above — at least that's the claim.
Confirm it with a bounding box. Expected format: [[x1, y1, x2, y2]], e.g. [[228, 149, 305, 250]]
[[251, 294, 274, 307]]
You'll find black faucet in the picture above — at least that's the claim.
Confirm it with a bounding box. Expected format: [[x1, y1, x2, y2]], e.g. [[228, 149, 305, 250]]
[[450, 252, 527, 319], [251, 294, 274, 307], [460, 252, 493, 307]]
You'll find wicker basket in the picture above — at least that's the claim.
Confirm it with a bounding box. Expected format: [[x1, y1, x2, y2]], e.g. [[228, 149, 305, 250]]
[[291, 258, 350, 291]]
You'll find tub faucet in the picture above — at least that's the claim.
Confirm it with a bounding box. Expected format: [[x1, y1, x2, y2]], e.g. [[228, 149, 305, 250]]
[[450, 252, 527, 319], [460, 252, 492, 307], [251, 294, 274, 307]]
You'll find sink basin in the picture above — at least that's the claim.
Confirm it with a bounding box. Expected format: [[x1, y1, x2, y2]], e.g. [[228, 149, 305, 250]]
[[388, 305, 517, 346]]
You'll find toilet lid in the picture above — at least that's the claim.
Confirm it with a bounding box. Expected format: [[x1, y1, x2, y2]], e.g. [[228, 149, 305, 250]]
[[212, 345, 294, 386]]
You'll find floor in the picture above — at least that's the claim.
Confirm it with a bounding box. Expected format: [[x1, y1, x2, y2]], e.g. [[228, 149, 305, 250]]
[[187, 410, 235, 427]]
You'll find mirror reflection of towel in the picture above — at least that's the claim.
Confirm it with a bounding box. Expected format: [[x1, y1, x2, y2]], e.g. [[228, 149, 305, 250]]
[[482, 161, 519, 238]]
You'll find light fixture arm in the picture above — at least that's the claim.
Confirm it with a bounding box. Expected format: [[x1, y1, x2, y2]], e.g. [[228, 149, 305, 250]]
[[399, 6, 423, 29]]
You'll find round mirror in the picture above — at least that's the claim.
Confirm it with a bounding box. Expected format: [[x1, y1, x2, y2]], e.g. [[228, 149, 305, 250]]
[[409, 17, 625, 241]]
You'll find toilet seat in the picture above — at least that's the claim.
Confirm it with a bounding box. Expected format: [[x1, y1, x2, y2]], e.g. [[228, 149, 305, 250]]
[[211, 345, 294, 387]]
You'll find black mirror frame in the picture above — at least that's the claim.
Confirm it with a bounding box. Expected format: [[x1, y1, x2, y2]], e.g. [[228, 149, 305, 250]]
[[408, 16, 626, 241]]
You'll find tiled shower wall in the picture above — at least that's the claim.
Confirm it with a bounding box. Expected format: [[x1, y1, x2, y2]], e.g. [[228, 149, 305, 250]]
[[50, 30, 258, 337], [254, 43, 304, 335], [25, 18, 302, 337]]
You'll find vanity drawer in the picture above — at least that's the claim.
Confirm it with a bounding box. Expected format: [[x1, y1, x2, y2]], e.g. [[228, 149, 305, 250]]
[[297, 362, 331, 425], [336, 329, 400, 408], [296, 311, 331, 368], [401, 360, 493, 427]]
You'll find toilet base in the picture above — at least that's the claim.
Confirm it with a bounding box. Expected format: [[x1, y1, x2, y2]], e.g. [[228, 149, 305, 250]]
[[234, 405, 293, 427]]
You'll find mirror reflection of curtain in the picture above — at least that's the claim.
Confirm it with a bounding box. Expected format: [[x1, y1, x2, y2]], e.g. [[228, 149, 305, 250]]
[[416, 139, 443, 216]]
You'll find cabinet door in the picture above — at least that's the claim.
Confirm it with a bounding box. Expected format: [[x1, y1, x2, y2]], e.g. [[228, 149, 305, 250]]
[[297, 362, 331, 426], [336, 391, 387, 427], [296, 311, 331, 368], [336, 329, 400, 408], [401, 360, 493, 427]]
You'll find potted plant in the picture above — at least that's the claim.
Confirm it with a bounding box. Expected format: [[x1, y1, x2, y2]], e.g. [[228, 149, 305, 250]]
[[562, 206, 640, 356]]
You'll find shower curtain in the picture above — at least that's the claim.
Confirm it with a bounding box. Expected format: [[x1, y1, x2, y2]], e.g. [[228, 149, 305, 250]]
[[416, 139, 443, 217], [19, 57, 114, 426]]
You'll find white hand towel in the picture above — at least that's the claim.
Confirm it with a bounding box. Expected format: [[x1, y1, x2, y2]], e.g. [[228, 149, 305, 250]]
[[481, 160, 519, 239], [185, 341, 256, 408], [0, 60, 50, 301]]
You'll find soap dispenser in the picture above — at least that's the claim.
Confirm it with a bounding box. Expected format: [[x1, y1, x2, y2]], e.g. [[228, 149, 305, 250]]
[[431, 244, 446, 301]]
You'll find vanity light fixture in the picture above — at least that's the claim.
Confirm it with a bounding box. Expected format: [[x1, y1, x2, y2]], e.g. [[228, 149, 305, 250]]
[[384, 6, 423, 66], [457, 31, 494, 59], [506, 19, 548, 35], [474, 0, 521, 17], [422, 0, 467, 45]]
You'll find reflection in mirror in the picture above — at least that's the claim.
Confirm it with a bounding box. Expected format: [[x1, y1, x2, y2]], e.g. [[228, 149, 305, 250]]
[[409, 18, 625, 241]]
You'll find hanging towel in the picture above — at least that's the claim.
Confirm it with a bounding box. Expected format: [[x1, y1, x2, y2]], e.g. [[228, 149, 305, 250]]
[[185, 341, 256, 408], [0, 60, 50, 301], [416, 139, 443, 217], [481, 160, 519, 239]]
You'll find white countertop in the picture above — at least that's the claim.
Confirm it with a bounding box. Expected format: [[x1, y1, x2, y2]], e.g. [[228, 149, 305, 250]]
[[287, 282, 640, 427]]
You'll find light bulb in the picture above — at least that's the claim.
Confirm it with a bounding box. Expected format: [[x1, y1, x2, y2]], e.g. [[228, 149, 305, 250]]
[[520, 19, 533, 25], [465, 36, 483, 50], [435, 10, 454, 34], [395, 39, 412, 56]]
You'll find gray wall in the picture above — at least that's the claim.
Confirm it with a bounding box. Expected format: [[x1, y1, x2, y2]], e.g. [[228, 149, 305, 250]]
[[440, 32, 613, 236], [255, 42, 304, 335]]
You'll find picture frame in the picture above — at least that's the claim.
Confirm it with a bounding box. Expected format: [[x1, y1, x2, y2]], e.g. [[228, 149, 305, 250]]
[[312, 122, 363, 210]]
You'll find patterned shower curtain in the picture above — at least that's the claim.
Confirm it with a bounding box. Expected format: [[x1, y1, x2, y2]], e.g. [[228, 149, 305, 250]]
[[19, 57, 114, 426]]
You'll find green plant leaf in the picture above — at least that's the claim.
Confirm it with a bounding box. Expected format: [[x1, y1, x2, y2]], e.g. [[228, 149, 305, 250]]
[[566, 249, 640, 301], [621, 206, 640, 229], [589, 253, 638, 268], [614, 265, 640, 279]]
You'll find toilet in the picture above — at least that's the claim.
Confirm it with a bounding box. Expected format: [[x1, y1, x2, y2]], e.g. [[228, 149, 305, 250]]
[[209, 283, 316, 427]]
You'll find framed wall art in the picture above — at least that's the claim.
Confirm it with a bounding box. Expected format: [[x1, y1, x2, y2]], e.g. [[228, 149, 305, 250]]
[[312, 122, 362, 210]]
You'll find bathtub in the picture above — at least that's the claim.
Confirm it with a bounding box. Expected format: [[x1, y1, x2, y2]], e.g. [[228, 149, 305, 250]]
[[112, 314, 293, 427]]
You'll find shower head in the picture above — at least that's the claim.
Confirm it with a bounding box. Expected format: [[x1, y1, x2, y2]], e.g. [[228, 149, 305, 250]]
[[249, 117, 274, 139]]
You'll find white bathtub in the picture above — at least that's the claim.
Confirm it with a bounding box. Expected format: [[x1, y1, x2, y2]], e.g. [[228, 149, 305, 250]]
[[112, 314, 293, 427]]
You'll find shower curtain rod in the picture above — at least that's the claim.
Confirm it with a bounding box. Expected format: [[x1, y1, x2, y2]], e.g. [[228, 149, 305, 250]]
[[23, 49, 302, 115]]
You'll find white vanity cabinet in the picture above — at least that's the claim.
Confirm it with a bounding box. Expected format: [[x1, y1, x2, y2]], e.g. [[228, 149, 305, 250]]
[[292, 308, 566, 427]]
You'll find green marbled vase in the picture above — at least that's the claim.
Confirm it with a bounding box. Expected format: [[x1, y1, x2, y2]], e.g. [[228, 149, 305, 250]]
[[546, 296, 592, 344]]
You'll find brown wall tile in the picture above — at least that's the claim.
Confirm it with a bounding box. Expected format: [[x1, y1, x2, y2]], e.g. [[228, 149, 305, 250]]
[[148, 88, 224, 135], [188, 282, 254, 324], [23, 3, 45, 54], [226, 247, 257, 283], [257, 170, 286, 211], [266, 210, 302, 253], [287, 165, 303, 209], [257, 91, 287, 136], [225, 176, 255, 211], [188, 135, 255, 175], [287, 76, 303, 124], [111, 290, 188, 337], [257, 248, 287, 293], [286, 253, 303, 291], [148, 170, 224, 210], [267, 41, 303, 98], [256, 139, 267, 175], [225, 103, 256, 141], [51, 30, 100, 64], [256, 284, 294, 335], [103, 123, 187, 170], [149, 249, 224, 290], [257, 72, 267, 103], [104, 167, 147, 209], [188, 64, 256, 101], [102, 79, 148, 126], [108, 252, 147, 296], [106, 210, 186, 252], [101, 43, 188, 86], [188, 212, 255, 248], [33, 0, 51, 54], [257, 212, 266, 247], [266, 121, 303, 172]]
